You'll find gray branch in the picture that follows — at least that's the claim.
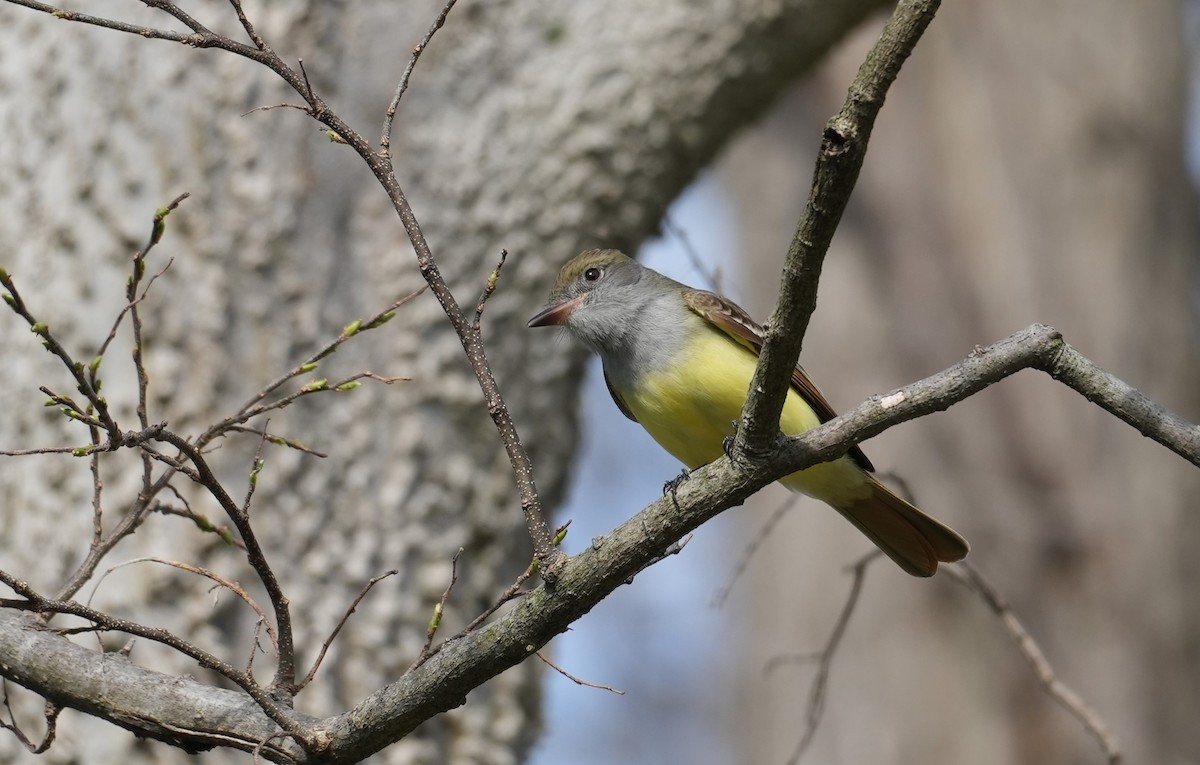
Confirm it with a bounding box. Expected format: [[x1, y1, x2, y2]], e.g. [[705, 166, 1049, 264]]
[[3, 323, 1193, 762]]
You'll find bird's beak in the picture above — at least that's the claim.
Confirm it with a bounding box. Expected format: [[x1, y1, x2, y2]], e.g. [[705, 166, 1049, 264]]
[[528, 294, 586, 327]]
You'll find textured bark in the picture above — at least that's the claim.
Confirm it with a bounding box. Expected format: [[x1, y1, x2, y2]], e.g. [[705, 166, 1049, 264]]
[[0, 0, 889, 762], [724, 1, 1200, 763]]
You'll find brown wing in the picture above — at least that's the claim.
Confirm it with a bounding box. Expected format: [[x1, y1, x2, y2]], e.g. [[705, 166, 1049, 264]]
[[681, 289, 875, 472], [604, 368, 638, 423]]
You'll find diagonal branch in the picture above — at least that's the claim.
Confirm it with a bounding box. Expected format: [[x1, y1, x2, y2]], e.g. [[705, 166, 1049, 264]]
[[1, 323, 1192, 761]]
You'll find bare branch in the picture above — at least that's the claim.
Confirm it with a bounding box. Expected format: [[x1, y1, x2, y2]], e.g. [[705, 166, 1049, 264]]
[[296, 570, 400, 693], [379, 0, 460, 156], [765, 552, 880, 765], [473, 249, 508, 333], [738, 0, 941, 459], [226, 0, 268, 50], [946, 563, 1124, 764], [86, 557, 279, 656], [0, 322, 1180, 761], [148, 429, 298, 696], [0, 680, 59, 754], [536, 651, 625, 695], [0, 573, 305, 743], [408, 549, 464, 672], [215, 288, 425, 439]]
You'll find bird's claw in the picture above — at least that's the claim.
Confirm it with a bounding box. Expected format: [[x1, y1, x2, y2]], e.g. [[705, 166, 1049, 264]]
[[663, 468, 691, 507]]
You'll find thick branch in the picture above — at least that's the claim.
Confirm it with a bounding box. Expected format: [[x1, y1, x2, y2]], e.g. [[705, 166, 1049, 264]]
[[1, 324, 1193, 761], [0, 612, 311, 761]]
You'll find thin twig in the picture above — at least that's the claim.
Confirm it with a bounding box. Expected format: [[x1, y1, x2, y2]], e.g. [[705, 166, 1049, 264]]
[[945, 562, 1124, 764], [407, 549, 464, 672], [0, 679, 59, 754], [54, 465, 177, 602], [764, 551, 880, 765], [473, 249, 508, 332], [86, 557, 279, 654], [227, 0, 268, 50], [0, 275, 119, 436], [150, 499, 244, 549], [213, 288, 424, 439], [246, 618, 267, 678], [536, 651, 625, 695], [458, 564, 538, 639], [140, 0, 214, 36], [0, 446, 79, 456], [298, 59, 314, 101], [241, 102, 313, 118], [296, 569, 400, 693], [242, 427, 271, 516], [379, 0, 459, 156], [225, 426, 328, 458], [149, 429, 298, 696], [624, 534, 693, 585]]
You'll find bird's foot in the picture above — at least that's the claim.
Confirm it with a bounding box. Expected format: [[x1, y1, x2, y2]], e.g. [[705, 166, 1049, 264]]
[[663, 468, 691, 508]]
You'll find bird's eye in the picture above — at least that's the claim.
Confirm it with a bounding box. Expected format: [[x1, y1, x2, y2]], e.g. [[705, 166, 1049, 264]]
[[583, 267, 603, 282]]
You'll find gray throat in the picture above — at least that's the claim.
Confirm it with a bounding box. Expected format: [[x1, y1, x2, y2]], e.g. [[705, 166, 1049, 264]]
[[586, 289, 696, 391]]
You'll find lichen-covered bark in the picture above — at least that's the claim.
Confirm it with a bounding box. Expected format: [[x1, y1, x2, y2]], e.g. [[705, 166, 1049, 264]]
[[0, 0, 888, 762]]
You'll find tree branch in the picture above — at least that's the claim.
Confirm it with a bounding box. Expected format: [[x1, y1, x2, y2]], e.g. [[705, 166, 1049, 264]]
[[737, 0, 941, 458], [1, 323, 1192, 760]]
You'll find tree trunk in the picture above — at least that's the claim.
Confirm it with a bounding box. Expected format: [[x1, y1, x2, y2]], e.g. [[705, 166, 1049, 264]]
[[0, 1, 889, 762]]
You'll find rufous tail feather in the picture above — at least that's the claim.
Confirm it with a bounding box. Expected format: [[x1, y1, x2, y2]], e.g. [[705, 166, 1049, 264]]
[[834, 479, 969, 577]]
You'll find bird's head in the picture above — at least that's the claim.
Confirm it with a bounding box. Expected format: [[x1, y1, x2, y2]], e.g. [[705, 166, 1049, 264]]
[[528, 249, 649, 353]]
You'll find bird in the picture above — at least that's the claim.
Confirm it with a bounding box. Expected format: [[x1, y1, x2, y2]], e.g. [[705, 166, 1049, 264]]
[[528, 248, 968, 576]]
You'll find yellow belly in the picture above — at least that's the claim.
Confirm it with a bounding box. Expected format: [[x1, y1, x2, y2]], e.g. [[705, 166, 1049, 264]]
[[618, 330, 871, 506]]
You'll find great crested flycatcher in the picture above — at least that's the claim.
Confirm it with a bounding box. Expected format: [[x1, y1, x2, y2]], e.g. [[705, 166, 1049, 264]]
[[528, 248, 968, 577]]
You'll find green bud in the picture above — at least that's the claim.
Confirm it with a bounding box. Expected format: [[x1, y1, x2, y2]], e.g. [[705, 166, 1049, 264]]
[[343, 319, 362, 337], [2, 293, 13, 306], [553, 526, 569, 546], [90, 356, 103, 372], [31, 322, 48, 336], [0, 267, 9, 281], [364, 311, 396, 329], [427, 602, 444, 633], [269, 435, 287, 446], [298, 362, 318, 374], [335, 381, 361, 391], [72, 445, 95, 457], [303, 379, 328, 392]]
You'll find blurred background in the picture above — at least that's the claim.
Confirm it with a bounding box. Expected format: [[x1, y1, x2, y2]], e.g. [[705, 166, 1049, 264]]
[[532, 5, 1200, 764], [0, 1, 1198, 764]]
